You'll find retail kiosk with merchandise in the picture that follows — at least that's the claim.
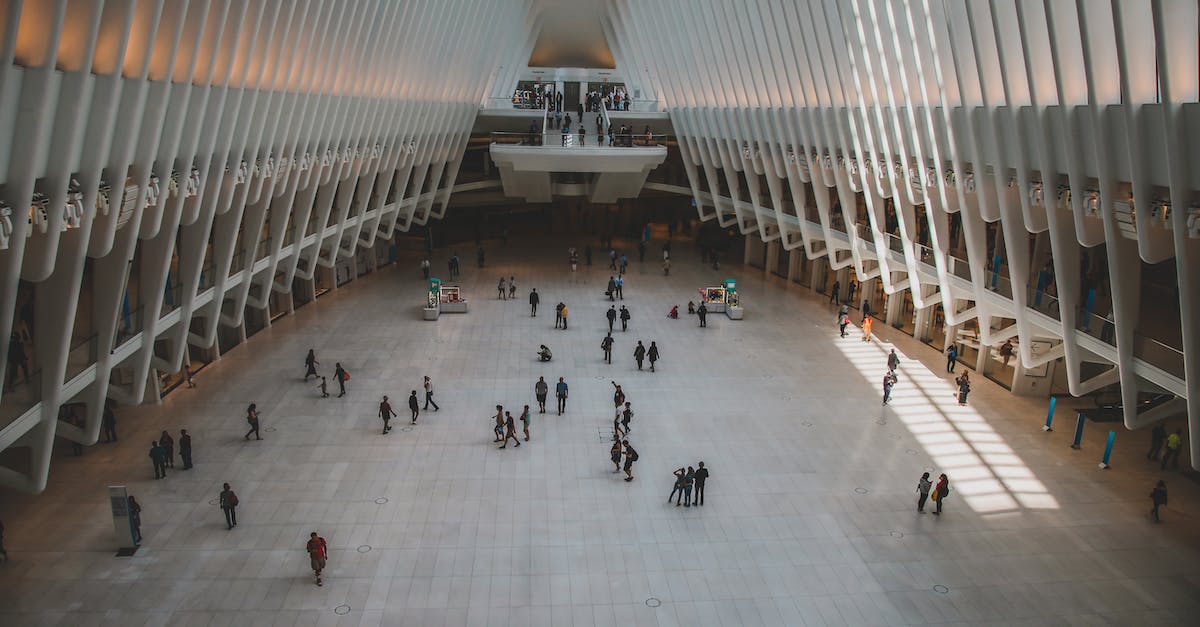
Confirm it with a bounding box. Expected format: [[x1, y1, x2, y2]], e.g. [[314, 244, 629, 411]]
[[696, 279, 743, 319], [723, 278, 743, 319], [423, 278, 469, 320], [698, 285, 727, 313]]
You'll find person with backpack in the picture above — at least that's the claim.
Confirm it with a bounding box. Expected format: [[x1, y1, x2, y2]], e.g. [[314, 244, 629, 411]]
[[1150, 480, 1168, 522], [219, 483, 239, 530], [619, 306, 630, 331], [601, 333, 614, 364], [1162, 429, 1184, 470], [916, 472, 932, 513], [931, 473, 950, 515], [622, 440, 638, 481]]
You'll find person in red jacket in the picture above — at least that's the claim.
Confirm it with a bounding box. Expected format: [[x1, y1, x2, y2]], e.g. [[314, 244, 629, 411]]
[[307, 532, 328, 586], [931, 474, 950, 515]]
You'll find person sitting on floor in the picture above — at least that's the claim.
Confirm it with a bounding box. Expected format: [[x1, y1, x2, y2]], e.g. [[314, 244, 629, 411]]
[[537, 345, 552, 362], [687, 301, 696, 315], [668, 305, 679, 319]]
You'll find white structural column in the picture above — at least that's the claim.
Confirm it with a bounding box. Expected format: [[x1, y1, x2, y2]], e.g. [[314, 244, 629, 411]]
[[609, 0, 1200, 468], [0, 0, 534, 493]]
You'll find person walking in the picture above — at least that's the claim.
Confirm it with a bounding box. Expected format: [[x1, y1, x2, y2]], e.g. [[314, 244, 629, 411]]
[[159, 430, 174, 468], [916, 472, 932, 512], [669, 468, 686, 505], [829, 280, 841, 304], [619, 255, 628, 276], [178, 429, 193, 469], [663, 257, 671, 276], [304, 349, 320, 380], [101, 404, 118, 442], [508, 276, 517, 300], [609, 249, 617, 270], [882, 370, 898, 405], [448, 254, 459, 280], [149, 441, 168, 479], [638, 240, 646, 263], [555, 377, 568, 415], [422, 376, 440, 411], [838, 310, 850, 338], [408, 390, 420, 424], [956, 372, 971, 405], [1150, 480, 1168, 522], [535, 377, 548, 413], [620, 402, 634, 434], [945, 345, 958, 373], [861, 299, 872, 321], [334, 363, 348, 397], [614, 275, 624, 299], [601, 333, 614, 364], [612, 405, 625, 439], [931, 473, 950, 515], [306, 532, 328, 586], [497, 277, 507, 300], [861, 316, 874, 342], [693, 462, 709, 506], [1147, 423, 1168, 460], [500, 411, 521, 448], [379, 396, 396, 434], [585, 245, 592, 266], [1162, 429, 1184, 470], [607, 305, 617, 332], [420, 258, 431, 279], [317, 376, 328, 398], [887, 349, 900, 371], [529, 288, 540, 316], [607, 276, 617, 301], [610, 438, 623, 472], [128, 496, 143, 544], [619, 306, 630, 331], [6, 333, 29, 388], [634, 341, 646, 371], [219, 483, 238, 530], [521, 405, 531, 441], [244, 403, 261, 440], [697, 302, 708, 327], [492, 405, 505, 442], [647, 342, 659, 372], [554, 302, 564, 329], [622, 440, 638, 481]]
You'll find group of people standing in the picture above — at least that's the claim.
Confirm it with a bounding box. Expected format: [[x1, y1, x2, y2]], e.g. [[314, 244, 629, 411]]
[[147, 429, 193, 479], [915, 472, 951, 514], [668, 462, 710, 507], [607, 382, 639, 482]]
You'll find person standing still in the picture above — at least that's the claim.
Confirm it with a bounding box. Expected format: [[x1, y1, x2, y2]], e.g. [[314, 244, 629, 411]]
[[149, 441, 167, 479], [931, 473, 950, 515], [560, 304, 569, 329], [535, 377, 549, 413], [555, 377, 568, 415], [682, 467, 695, 507], [159, 430, 174, 468], [521, 405, 532, 441], [610, 439, 623, 472], [1147, 423, 1167, 460], [179, 429, 193, 469], [829, 280, 841, 304], [128, 496, 143, 544], [693, 462, 709, 506], [508, 276, 517, 300], [334, 363, 348, 397], [497, 277, 507, 300], [219, 483, 238, 529], [1150, 480, 1168, 522], [554, 302, 564, 329], [306, 532, 328, 586], [529, 288, 540, 317], [619, 306, 630, 331], [697, 302, 708, 327], [423, 376, 440, 411], [244, 403, 261, 440], [621, 402, 633, 433], [408, 391, 420, 424], [379, 396, 396, 434], [101, 404, 118, 442], [916, 472, 932, 512], [669, 468, 686, 504], [623, 440, 638, 481], [945, 345, 958, 373], [882, 370, 898, 405]]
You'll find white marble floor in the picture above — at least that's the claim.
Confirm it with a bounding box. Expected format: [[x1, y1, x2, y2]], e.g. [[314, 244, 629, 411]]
[[1, 233, 1199, 627]]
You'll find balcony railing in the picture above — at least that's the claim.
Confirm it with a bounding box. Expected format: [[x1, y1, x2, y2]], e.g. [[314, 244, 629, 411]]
[[66, 334, 99, 380]]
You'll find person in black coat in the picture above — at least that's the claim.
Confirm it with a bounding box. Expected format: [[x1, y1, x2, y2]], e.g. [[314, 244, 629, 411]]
[[178, 429, 193, 469], [529, 288, 540, 316], [408, 391, 420, 424], [149, 441, 167, 479]]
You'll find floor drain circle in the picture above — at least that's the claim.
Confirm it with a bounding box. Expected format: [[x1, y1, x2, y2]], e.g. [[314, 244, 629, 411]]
[[356, 545, 372, 553], [401, 426, 413, 432], [801, 420, 813, 427], [876, 419, 887, 425], [905, 449, 917, 455], [374, 497, 388, 504], [207, 499, 218, 506], [854, 487, 869, 494], [645, 597, 661, 608], [890, 531, 904, 538], [933, 585, 949, 594], [265, 427, 277, 432], [334, 604, 351, 615]]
